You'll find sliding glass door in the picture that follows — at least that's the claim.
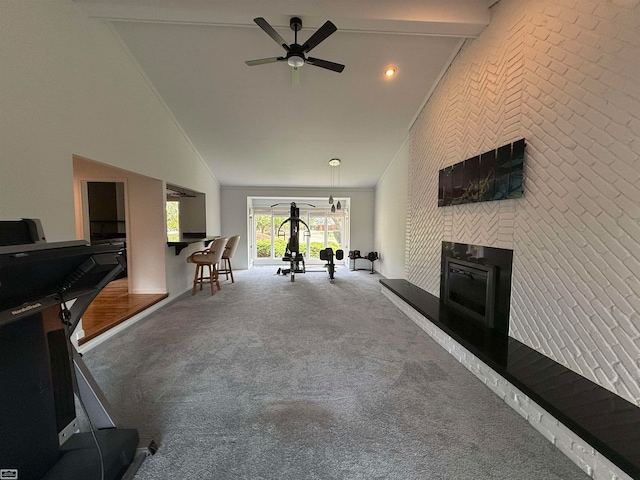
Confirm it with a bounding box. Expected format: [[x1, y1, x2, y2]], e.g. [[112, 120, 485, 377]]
[[254, 212, 273, 258], [252, 205, 348, 265]]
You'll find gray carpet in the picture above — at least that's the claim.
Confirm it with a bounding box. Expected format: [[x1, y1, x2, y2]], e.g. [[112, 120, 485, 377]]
[[84, 266, 589, 479]]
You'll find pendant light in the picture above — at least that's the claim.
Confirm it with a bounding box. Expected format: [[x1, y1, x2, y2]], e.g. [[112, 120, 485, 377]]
[[335, 163, 342, 210], [328, 158, 340, 206]]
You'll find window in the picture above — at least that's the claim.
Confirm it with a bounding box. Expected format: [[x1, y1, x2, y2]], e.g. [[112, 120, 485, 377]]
[[327, 215, 344, 251], [165, 184, 206, 242], [309, 215, 325, 258], [255, 213, 272, 258], [273, 213, 288, 258], [251, 201, 348, 265], [166, 201, 180, 242]]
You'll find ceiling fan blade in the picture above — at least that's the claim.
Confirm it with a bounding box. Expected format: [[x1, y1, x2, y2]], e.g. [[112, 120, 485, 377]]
[[301, 20, 337, 53], [306, 57, 345, 73], [291, 67, 300, 86], [253, 17, 289, 50], [245, 57, 284, 66]]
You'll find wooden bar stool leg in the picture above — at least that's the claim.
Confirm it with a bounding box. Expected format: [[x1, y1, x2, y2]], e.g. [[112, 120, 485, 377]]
[[192, 264, 200, 295], [214, 264, 221, 291], [208, 263, 215, 295], [223, 258, 230, 280], [228, 258, 234, 283]]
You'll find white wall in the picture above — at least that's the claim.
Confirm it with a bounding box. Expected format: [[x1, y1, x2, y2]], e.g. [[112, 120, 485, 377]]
[[73, 157, 167, 294], [0, 0, 220, 296], [221, 187, 375, 270], [408, 0, 640, 405], [374, 138, 409, 279], [178, 194, 207, 234]]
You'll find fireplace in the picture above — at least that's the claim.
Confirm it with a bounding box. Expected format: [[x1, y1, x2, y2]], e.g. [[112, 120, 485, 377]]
[[444, 257, 497, 325], [441, 242, 513, 335]]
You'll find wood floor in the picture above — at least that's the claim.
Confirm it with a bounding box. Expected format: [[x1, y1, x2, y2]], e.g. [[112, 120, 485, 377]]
[[79, 278, 167, 345]]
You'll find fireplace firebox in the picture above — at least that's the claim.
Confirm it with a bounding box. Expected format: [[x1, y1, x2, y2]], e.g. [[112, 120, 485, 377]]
[[444, 258, 496, 325], [441, 242, 513, 335]]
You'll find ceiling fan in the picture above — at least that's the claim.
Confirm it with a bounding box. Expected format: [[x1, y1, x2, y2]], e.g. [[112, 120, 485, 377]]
[[245, 17, 345, 84]]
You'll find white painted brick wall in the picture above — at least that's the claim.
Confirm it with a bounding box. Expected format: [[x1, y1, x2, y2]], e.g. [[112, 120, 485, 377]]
[[407, 0, 640, 405], [382, 287, 632, 480]]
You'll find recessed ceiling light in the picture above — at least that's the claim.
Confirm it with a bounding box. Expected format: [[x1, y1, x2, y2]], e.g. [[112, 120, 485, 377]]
[[384, 66, 397, 78], [329, 158, 341, 166]]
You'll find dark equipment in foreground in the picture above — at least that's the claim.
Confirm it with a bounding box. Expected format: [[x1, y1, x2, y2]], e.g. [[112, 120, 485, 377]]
[[0, 219, 156, 480]]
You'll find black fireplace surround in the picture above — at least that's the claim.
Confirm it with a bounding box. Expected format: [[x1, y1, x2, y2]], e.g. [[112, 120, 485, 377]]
[[381, 244, 640, 478], [441, 241, 513, 335]]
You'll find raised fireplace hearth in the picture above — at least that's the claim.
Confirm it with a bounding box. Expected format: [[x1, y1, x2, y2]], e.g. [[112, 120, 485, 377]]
[[380, 278, 640, 479]]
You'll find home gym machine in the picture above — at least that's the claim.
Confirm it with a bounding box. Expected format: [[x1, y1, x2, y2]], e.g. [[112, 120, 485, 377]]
[[0, 219, 156, 480], [319, 246, 344, 282], [275, 202, 310, 282], [274, 203, 344, 282]]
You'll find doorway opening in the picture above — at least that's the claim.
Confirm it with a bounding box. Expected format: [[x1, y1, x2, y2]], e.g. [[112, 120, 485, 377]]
[[73, 156, 167, 346], [87, 182, 126, 242]]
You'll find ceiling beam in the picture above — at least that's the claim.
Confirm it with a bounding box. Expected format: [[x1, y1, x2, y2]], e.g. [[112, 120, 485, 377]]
[[73, 0, 490, 37]]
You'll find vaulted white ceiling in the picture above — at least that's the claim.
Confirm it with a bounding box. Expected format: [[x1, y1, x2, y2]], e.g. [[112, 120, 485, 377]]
[[74, 0, 492, 188]]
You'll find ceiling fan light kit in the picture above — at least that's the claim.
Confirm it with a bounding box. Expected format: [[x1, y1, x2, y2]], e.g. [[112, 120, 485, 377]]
[[288, 55, 304, 68], [246, 16, 345, 79]]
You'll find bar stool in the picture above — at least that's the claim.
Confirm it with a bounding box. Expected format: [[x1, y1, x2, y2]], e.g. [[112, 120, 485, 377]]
[[219, 235, 240, 283], [186, 237, 227, 295]]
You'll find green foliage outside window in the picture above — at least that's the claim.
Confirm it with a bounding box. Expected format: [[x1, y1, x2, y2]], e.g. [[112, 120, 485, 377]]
[[257, 238, 287, 258], [309, 241, 341, 258], [166, 201, 180, 242], [257, 239, 340, 259], [255, 214, 271, 235]]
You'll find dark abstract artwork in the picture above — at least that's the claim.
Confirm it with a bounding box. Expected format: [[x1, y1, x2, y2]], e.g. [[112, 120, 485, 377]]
[[438, 139, 525, 207]]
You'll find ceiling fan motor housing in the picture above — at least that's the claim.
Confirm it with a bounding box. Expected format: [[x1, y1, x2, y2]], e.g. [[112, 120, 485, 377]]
[[290, 17, 302, 32], [287, 17, 305, 67]]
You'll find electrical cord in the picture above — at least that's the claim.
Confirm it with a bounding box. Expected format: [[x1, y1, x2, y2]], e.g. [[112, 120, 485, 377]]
[[59, 300, 105, 480]]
